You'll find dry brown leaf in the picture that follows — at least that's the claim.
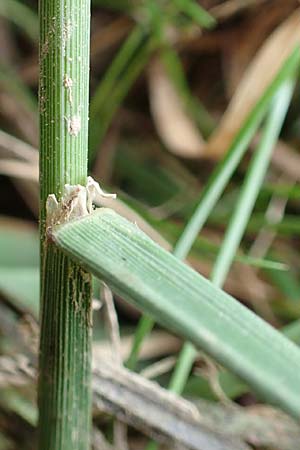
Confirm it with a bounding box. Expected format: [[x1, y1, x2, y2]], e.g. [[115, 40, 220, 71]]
[[148, 58, 205, 158], [93, 331, 181, 364], [210, 0, 270, 21], [0, 159, 38, 181], [223, 1, 296, 96], [0, 92, 38, 147], [266, 138, 300, 181], [0, 130, 38, 162], [207, 8, 300, 158]]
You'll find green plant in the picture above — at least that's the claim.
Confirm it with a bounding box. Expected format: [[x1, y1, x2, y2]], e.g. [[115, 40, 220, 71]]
[[0, 0, 38, 41], [88, 1, 216, 161], [2, 2, 300, 449], [38, 0, 92, 449], [51, 207, 300, 419], [126, 47, 300, 372], [168, 77, 295, 397]]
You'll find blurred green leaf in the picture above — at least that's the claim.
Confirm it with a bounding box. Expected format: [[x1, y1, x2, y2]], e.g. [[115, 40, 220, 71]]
[[0, 268, 39, 318], [89, 26, 152, 159], [0, 0, 38, 42], [0, 222, 38, 267], [173, 0, 216, 29]]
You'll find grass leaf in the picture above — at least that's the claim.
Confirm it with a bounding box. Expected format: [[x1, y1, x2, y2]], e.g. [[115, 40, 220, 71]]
[[0, 0, 38, 41], [89, 26, 152, 159], [52, 208, 300, 419], [211, 79, 294, 286], [126, 47, 300, 370], [174, 0, 216, 29]]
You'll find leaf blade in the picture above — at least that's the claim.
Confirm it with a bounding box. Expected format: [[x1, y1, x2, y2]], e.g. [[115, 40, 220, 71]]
[[52, 208, 300, 419]]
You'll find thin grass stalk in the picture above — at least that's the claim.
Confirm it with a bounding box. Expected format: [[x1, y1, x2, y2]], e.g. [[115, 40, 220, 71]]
[[210, 80, 295, 286], [174, 0, 216, 28], [168, 78, 295, 395], [161, 46, 215, 137], [38, 1, 92, 449], [145, 76, 295, 450], [89, 26, 152, 159], [126, 48, 300, 372]]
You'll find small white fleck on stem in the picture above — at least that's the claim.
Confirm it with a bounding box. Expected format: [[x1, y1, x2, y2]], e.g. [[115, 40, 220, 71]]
[[63, 74, 73, 105], [65, 115, 81, 137]]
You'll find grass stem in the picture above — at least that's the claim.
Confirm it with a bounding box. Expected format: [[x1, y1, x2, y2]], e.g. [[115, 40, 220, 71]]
[[38, 1, 92, 449]]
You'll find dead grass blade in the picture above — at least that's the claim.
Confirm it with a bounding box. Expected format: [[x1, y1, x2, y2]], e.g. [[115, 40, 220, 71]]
[[207, 9, 300, 158], [92, 361, 250, 450], [148, 58, 205, 158], [0, 159, 38, 181]]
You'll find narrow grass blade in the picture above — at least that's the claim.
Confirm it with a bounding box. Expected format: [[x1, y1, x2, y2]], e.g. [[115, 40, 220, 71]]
[[126, 314, 154, 370], [0, 224, 38, 267], [89, 26, 152, 159], [0, 63, 38, 115], [52, 208, 300, 419], [266, 266, 300, 302], [0, 0, 38, 41], [174, 0, 216, 29], [90, 26, 144, 112], [161, 46, 215, 137], [174, 48, 300, 261], [211, 79, 294, 286], [168, 77, 295, 397], [127, 47, 300, 369], [236, 256, 288, 271], [91, 43, 151, 152], [0, 267, 39, 318]]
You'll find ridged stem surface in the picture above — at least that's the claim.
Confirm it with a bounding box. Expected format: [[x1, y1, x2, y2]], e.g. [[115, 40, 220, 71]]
[[38, 1, 92, 449]]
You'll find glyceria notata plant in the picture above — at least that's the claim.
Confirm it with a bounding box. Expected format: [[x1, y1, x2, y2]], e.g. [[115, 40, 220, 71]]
[[37, 0, 300, 448]]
